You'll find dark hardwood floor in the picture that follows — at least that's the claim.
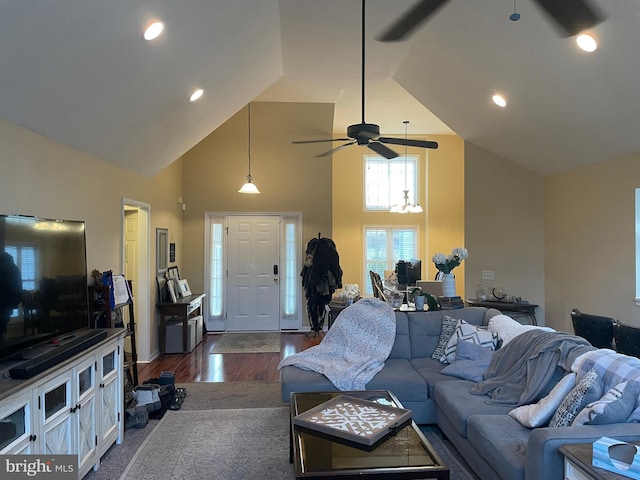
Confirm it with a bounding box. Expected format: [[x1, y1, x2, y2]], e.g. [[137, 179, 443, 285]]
[[137, 332, 322, 384]]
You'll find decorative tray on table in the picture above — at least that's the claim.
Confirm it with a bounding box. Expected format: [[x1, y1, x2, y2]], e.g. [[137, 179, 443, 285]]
[[293, 395, 412, 446]]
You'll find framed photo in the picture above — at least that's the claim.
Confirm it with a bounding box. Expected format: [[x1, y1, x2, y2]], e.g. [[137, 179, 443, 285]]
[[178, 279, 192, 297], [156, 274, 168, 303], [167, 278, 178, 303], [167, 266, 180, 280]]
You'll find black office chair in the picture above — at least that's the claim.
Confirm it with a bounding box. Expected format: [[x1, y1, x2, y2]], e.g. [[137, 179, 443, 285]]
[[570, 308, 615, 349], [613, 322, 640, 358]]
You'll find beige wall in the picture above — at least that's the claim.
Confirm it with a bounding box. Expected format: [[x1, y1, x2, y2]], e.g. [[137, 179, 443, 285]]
[[545, 153, 640, 332], [180, 102, 334, 295], [332, 134, 466, 297], [464, 142, 546, 324], [0, 119, 184, 360]]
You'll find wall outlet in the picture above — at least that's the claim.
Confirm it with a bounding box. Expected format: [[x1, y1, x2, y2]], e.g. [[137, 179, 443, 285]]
[[482, 270, 495, 280]]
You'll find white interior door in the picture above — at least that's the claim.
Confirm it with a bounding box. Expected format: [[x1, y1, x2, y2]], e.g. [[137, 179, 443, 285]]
[[226, 216, 280, 331]]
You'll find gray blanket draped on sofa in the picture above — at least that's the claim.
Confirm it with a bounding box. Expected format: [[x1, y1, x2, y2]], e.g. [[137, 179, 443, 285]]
[[470, 329, 594, 406]]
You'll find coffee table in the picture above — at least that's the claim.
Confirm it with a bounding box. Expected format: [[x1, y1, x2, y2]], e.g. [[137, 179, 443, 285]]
[[290, 390, 449, 479]]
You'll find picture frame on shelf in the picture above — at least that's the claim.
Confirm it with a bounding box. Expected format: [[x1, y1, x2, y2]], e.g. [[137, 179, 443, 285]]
[[156, 274, 168, 304], [167, 279, 178, 303], [167, 265, 180, 280], [178, 279, 192, 297]]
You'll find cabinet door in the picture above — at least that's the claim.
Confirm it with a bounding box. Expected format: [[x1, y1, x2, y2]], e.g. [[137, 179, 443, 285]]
[[97, 342, 121, 455], [0, 390, 35, 454], [75, 356, 98, 477], [39, 370, 74, 455]]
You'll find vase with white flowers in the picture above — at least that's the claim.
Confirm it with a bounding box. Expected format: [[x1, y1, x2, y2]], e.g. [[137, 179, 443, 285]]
[[432, 247, 468, 297]]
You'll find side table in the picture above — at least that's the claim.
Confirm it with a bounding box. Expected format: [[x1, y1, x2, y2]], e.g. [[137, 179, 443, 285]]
[[157, 293, 206, 354], [466, 299, 539, 325], [560, 443, 631, 480]]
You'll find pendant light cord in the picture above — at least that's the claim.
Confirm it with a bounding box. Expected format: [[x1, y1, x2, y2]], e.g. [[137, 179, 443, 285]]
[[247, 103, 252, 177]]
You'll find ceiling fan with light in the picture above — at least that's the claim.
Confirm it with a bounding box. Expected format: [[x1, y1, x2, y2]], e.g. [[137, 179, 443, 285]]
[[377, 0, 606, 42], [292, 0, 438, 160]]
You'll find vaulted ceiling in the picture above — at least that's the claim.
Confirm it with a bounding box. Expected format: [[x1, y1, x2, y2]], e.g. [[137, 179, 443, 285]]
[[1, 1, 637, 177]]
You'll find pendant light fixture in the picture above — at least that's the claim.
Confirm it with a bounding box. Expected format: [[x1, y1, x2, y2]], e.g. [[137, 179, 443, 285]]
[[390, 121, 423, 214], [238, 103, 260, 194]]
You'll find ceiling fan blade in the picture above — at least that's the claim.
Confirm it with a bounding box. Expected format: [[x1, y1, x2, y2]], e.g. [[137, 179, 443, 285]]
[[316, 141, 357, 157], [367, 141, 398, 159], [376, 0, 449, 42], [292, 138, 351, 144], [534, 0, 606, 38], [378, 137, 439, 149]]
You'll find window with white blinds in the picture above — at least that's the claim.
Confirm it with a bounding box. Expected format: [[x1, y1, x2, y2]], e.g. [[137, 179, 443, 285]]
[[364, 226, 418, 295], [364, 155, 419, 210]]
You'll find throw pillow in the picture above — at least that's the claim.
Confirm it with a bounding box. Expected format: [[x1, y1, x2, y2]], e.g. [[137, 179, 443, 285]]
[[549, 368, 602, 428], [487, 314, 555, 346], [441, 341, 494, 382], [442, 319, 498, 364], [508, 373, 577, 428], [573, 382, 638, 426], [431, 315, 460, 362]]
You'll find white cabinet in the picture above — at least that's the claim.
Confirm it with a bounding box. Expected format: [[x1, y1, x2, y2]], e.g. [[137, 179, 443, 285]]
[[97, 341, 121, 459], [0, 390, 34, 454], [0, 331, 124, 479]]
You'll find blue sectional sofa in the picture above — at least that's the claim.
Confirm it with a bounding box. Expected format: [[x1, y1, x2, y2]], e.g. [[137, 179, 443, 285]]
[[280, 307, 640, 480]]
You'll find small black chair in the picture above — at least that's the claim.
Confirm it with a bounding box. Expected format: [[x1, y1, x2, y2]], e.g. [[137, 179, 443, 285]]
[[570, 308, 615, 349], [613, 322, 640, 358]]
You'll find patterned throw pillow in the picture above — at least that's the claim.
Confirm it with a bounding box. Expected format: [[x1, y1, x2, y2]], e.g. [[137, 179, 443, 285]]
[[431, 315, 460, 362], [573, 381, 638, 426], [549, 368, 602, 427], [509, 373, 577, 428], [442, 319, 498, 364]]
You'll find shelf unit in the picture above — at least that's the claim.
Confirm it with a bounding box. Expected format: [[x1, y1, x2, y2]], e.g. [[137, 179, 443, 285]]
[[88, 283, 138, 386]]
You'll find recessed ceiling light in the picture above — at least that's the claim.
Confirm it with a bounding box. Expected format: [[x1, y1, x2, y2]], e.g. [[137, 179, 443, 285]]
[[576, 34, 597, 52], [492, 94, 507, 108], [143, 21, 164, 41], [189, 89, 204, 102]]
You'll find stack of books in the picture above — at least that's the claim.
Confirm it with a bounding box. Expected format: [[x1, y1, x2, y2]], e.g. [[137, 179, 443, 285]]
[[438, 296, 464, 309]]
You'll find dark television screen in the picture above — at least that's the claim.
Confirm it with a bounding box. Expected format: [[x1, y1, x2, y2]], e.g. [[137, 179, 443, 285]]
[[0, 215, 89, 360]]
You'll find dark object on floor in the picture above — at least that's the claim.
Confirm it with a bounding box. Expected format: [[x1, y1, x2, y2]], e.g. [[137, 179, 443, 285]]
[[570, 308, 615, 349], [169, 387, 187, 410], [613, 322, 640, 358], [301, 236, 343, 332], [125, 405, 149, 430]]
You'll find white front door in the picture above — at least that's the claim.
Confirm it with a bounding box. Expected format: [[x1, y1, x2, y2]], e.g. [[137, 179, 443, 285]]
[[226, 216, 280, 331]]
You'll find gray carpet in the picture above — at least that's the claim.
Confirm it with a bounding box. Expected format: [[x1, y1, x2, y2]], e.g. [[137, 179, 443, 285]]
[[120, 407, 292, 480], [83, 382, 478, 480], [211, 332, 281, 354]]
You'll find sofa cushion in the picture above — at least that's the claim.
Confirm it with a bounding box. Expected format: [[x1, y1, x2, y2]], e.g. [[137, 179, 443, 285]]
[[388, 311, 411, 359], [434, 379, 513, 438], [366, 358, 429, 403], [467, 414, 531, 480], [573, 381, 638, 426], [440, 341, 494, 382], [443, 319, 498, 364], [549, 368, 602, 427], [410, 357, 455, 398], [508, 373, 576, 428]]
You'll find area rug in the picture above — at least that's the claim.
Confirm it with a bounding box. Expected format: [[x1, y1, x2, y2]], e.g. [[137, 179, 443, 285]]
[[211, 332, 281, 354]]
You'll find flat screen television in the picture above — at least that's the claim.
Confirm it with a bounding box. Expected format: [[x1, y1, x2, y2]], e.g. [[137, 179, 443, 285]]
[[0, 214, 89, 361]]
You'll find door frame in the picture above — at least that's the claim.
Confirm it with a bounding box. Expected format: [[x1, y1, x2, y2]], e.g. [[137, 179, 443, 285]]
[[121, 198, 151, 362], [204, 212, 302, 332]]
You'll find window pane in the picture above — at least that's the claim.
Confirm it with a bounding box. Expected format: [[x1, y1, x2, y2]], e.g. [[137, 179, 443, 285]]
[[209, 222, 224, 317], [365, 155, 419, 210], [364, 226, 417, 294]]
